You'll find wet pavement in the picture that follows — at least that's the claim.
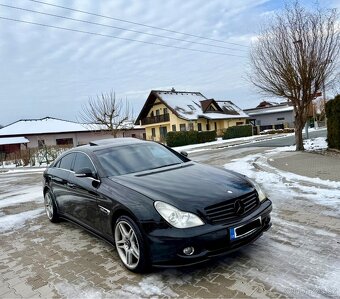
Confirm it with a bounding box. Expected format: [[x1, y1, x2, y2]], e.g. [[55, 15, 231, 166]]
[[0, 147, 339, 298]]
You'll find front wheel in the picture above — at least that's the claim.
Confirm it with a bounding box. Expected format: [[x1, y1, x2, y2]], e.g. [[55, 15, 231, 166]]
[[44, 191, 59, 223], [114, 216, 149, 273]]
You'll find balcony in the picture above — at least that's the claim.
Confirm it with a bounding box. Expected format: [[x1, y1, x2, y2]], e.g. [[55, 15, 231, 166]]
[[141, 113, 170, 125]]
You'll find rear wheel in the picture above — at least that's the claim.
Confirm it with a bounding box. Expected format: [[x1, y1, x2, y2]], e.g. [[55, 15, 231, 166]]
[[114, 215, 149, 273], [44, 191, 59, 223]]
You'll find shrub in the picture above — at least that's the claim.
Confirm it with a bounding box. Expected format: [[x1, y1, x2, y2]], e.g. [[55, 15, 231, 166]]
[[166, 130, 216, 147], [197, 130, 217, 143], [326, 94, 340, 150], [223, 125, 252, 140]]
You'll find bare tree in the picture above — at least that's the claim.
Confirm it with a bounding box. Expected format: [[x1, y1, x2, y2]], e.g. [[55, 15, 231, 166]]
[[249, 1, 339, 150], [79, 91, 133, 138]]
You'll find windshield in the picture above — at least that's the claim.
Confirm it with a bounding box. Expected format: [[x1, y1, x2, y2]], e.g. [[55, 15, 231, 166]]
[[95, 143, 185, 176]]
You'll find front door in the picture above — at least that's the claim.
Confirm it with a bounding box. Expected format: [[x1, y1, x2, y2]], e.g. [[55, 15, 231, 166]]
[[159, 126, 167, 140]]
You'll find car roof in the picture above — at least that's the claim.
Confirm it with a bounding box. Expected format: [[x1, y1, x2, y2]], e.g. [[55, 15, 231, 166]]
[[73, 137, 148, 153]]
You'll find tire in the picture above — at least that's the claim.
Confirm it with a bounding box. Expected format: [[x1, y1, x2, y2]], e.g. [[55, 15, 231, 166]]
[[44, 191, 59, 223], [114, 215, 149, 273]]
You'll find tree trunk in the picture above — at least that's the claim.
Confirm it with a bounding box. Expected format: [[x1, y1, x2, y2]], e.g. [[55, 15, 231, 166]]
[[294, 115, 305, 151]]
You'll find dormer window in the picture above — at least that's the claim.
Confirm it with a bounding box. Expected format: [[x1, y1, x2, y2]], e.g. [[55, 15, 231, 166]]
[[188, 105, 195, 111], [207, 105, 217, 111]]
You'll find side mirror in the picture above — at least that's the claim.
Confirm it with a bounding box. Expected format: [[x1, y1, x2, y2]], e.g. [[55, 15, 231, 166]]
[[180, 151, 188, 157], [75, 167, 96, 179]]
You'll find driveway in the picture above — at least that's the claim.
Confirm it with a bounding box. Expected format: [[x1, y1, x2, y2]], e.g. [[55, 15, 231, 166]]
[[0, 145, 339, 298]]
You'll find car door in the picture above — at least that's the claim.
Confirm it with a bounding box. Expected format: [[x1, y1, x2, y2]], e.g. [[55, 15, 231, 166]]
[[49, 153, 76, 214], [66, 152, 102, 231]]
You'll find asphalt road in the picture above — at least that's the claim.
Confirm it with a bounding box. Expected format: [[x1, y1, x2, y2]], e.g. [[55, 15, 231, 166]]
[[189, 129, 327, 165], [238, 128, 327, 148]]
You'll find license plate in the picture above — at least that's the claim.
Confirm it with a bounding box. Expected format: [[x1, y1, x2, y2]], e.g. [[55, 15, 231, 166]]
[[229, 217, 262, 240]]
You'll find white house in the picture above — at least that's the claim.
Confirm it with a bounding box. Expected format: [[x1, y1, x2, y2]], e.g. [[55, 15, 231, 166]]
[[0, 117, 145, 154]]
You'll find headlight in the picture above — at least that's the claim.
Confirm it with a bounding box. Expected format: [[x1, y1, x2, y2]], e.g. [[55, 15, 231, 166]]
[[154, 201, 204, 228], [250, 179, 267, 202]]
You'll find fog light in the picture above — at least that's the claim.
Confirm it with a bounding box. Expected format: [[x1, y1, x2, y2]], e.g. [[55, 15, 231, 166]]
[[183, 246, 195, 255]]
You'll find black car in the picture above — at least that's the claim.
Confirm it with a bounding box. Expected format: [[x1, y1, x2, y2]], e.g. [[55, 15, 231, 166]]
[[43, 138, 272, 272]]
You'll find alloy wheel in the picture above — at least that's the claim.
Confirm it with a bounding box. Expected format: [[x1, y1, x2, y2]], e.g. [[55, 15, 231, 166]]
[[44, 192, 53, 220], [114, 220, 140, 269]]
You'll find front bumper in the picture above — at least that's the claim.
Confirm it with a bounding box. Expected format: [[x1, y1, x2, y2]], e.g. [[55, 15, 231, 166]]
[[145, 199, 272, 267]]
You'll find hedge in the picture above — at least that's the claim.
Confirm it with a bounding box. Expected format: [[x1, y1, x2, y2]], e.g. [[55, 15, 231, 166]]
[[223, 124, 252, 140], [326, 94, 340, 150], [166, 130, 217, 147]]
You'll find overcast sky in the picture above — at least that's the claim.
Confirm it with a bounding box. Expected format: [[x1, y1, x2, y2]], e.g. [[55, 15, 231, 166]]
[[0, 0, 339, 126]]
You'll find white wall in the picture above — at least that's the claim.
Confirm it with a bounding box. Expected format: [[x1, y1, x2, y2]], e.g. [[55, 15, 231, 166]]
[[22, 129, 145, 148]]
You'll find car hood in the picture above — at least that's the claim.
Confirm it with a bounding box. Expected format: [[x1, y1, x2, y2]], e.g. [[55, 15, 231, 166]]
[[108, 162, 254, 213]]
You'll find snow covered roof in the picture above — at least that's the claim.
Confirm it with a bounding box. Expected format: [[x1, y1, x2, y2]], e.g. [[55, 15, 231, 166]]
[[156, 90, 208, 120], [0, 117, 141, 137], [245, 106, 294, 116], [0, 117, 94, 137], [136, 90, 249, 123], [215, 101, 249, 118], [0, 137, 29, 145]]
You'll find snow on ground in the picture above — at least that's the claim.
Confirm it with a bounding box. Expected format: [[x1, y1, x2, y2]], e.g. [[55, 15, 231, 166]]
[[0, 186, 43, 209], [0, 172, 45, 233], [224, 138, 340, 211], [0, 167, 46, 173], [0, 208, 44, 233], [55, 274, 180, 299], [173, 134, 295, 153]]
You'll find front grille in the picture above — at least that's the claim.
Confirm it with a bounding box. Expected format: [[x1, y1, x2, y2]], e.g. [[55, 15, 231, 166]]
[[204, 190, 259, 224]]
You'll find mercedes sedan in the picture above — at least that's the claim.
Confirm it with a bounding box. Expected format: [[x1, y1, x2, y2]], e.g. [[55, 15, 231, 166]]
[[43, 138, 272, 272]]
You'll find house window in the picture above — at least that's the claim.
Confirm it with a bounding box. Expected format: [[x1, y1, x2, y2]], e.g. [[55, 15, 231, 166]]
[[172, 125, 176, 131], [56, 138, 73, 146], [207, 105, 216, 111], [236, 122, 244, 126], [164, 108, 168, 114], [156, 110, 160, 116], [180, 124, 186, 131], [38, 140, 45, 149], [206, 124, 210, 130], [277, 117, 285, 121], [197, 123, 202, 131], [256, 120, 261, 126], [214, 122, 217, 131], [188, 105, 195, 110], [151, 128, 156, 137], [131, 134, 136, 138], [188, 123, 194, 131], [150, 111, 154, 117]]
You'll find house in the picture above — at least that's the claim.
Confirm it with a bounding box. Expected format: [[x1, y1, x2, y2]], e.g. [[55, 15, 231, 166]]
[[0, 117, 145, 154], [135, 89, 249, 141], [244, 101, 295, 131]]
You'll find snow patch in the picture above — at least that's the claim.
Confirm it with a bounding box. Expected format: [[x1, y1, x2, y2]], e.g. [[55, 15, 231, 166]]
[[0, 186, 43, 208], [0, 208, 44, 232]]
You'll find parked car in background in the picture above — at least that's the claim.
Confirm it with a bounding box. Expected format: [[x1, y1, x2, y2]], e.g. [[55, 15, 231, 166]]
[[43, 138, 272, 272]]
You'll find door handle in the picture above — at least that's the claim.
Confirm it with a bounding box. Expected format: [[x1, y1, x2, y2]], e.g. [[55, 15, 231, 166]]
[[98, 205, 110, 215]]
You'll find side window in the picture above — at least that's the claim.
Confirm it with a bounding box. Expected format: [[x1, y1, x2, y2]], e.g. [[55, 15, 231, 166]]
[[73, 153, 96, 174], [54, 159, 61, 168], [59, 153, 75, 171]]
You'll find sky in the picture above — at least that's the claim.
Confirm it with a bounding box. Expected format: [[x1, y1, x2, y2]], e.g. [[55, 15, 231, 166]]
[[0, 0, 339, 126]]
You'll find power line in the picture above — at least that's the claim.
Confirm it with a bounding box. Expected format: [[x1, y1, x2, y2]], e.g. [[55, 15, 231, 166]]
[[0, 3, 247, 52], [26, 0, 249, 48], [0, 16, 247, 57]]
